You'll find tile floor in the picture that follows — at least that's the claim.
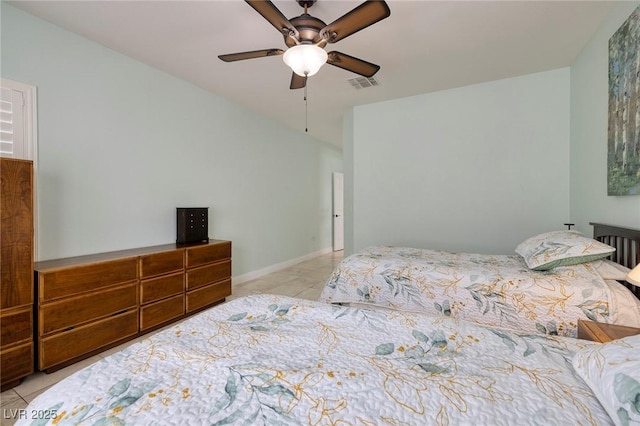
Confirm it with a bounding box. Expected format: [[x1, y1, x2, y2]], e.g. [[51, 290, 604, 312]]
[[0, 250, 343, 425]]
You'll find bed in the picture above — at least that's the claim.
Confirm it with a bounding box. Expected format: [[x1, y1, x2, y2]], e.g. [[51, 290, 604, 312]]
[[319, 223, 640, 338], [15, 293, 639, 425]]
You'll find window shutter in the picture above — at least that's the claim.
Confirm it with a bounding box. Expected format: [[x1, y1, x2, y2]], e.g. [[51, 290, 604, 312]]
[[0, 86, 26, 158]]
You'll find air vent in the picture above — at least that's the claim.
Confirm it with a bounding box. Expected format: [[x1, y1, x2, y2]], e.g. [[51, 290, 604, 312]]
[[347, 76, 380, 89]]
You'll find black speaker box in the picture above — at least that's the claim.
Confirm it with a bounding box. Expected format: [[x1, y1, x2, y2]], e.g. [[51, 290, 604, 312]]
[[177, 207, 209, 244]]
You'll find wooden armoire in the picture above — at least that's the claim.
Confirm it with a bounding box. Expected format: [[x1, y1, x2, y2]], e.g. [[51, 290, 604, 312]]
[[1, 158, 34, 389]]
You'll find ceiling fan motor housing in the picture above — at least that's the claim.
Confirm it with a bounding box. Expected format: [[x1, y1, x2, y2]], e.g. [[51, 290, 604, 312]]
[[286, 14, 327, 47]]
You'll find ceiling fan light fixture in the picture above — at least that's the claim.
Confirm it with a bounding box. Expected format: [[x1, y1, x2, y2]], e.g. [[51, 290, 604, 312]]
[[283, 44, 328, 77]]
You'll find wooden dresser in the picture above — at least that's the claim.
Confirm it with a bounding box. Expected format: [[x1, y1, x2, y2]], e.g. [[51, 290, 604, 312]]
[[0, 158, 35, 390], [34, 240, 231, 372]]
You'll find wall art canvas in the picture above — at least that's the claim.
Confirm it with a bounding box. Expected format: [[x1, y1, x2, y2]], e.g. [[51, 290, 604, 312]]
[[608, 4, 640, 196]]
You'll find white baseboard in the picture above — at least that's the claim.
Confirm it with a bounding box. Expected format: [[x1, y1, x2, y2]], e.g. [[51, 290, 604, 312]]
[[233, 247, 333, 285]]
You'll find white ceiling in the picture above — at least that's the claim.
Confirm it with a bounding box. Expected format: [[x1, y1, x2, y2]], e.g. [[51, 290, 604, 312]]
[[8, 0, 616, 148]]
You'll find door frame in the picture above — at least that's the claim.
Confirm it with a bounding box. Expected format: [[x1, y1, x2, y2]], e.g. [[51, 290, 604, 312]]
[[332, 172, 344, 251]]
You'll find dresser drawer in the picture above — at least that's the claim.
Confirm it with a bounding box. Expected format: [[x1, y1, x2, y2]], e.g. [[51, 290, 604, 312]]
[[39, 310, 138, 370], [140, 294, 184, 331], [1, 342, 33, 384], [186, 241, 231, 268], [186, 279, 231, 313], [0, 308, 32, 347], [186, 260, 231, 290], [139, 250, 184, 278], [38, 258, 138, 302], [140, 272, 184, 304], [40, 282, 138, 335]]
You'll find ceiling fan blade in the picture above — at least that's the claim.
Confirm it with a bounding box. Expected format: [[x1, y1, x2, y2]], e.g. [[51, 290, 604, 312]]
[[326, 51, 380, 77], [320, 1, 390, 44], [245, 0, 298, 38], [290, 72, 307, 90], [218, 49, 284, 62]]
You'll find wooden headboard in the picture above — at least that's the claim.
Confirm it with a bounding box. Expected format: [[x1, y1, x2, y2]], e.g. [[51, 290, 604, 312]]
[[590, 222, 640, 298]]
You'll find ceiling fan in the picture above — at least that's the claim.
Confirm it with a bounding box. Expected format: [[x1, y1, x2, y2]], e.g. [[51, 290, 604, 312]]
[[218, 0, 391, 90]]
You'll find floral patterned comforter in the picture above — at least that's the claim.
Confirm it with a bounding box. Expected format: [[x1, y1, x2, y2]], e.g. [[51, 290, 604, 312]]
[[319, 246, 640, 337], [19, 295, 613, 426]]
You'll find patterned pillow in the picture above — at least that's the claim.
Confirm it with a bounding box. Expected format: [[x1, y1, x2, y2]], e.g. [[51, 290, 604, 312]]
[[515, 230, 615, 271], [572, 334, 640, 426]]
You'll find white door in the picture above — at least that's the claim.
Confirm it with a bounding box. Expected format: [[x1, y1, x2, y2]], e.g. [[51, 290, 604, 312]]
[[332, 172, 344, 251]]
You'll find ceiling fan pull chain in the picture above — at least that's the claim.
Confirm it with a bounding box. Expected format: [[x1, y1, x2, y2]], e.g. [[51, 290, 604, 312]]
[[304, 73, 308, 132]]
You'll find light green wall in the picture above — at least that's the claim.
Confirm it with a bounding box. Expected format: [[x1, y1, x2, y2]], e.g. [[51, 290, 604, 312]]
[[1, 4, 342, 276], [347, 69, 571, 255], [345, 2, 640, 255], [570, 1, 640, 233]]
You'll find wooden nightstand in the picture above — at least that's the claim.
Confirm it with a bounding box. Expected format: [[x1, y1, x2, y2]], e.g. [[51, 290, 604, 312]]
[[577, 320, 640, 343]]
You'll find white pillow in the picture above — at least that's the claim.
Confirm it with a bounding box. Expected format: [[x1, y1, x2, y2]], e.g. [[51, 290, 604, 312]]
[[515, 230, 615, 271], [572, 334, 640, 426], [589, 259, 631, 281], [604, 280, 640, 328]]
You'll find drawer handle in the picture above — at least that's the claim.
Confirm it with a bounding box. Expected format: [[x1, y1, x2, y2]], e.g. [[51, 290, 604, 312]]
[[63, 326, 74, 332], [111, 309, 129, 317]]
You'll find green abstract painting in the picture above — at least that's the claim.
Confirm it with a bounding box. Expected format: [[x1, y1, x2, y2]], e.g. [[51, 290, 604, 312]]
[[608, 5, 640, 196]]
